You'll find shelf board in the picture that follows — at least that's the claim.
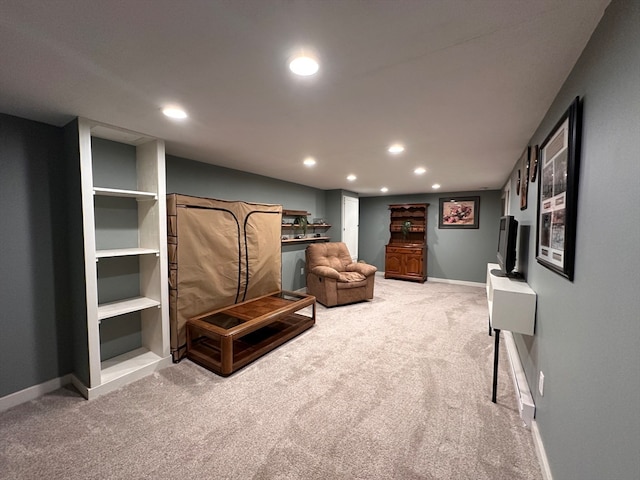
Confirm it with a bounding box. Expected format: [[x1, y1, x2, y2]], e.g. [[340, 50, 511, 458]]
[[282, 209, 310, 216], [98, 296, 161, 320], [282, 236, 330, 244], [100, 348, 167, 385], [391, 212, 425, 217], [390, 227, 425, 232], [93, 187, 157, 200], [281, 224, 331, 229], [96, 248, 159, 258]]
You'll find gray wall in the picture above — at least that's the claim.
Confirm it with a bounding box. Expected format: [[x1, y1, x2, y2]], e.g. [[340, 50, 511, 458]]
[[166, 155, 328, 291], [325, 190, 344, 237], [359, 190, 503, 283], [0, 114, 72, 397], [505, 1, 640, 478]]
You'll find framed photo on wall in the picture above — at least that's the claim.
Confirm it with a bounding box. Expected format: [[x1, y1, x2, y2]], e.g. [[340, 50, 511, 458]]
[[536, 97, 582, 280], [530, 145, 539, 182], [439, 196, 480, 229], [520, 146, 531, 210]]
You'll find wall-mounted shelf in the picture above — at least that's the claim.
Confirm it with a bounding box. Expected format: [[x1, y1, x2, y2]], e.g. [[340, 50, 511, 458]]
[[486, 263, 537, 425], [486, 263, 536, 335], [281, 209, 331, 244], [282, 236, 331, 244], [281, 224, 332, 229]]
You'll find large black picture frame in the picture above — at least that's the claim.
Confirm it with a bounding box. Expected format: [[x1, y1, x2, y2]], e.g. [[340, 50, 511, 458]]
[[536, 97, 582, 280]]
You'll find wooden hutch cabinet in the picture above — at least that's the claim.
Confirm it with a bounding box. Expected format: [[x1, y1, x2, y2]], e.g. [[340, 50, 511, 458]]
[[385, 203, 429, 282]]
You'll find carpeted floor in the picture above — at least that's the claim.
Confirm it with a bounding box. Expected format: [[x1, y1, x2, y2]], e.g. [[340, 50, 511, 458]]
[[0, 275, 542, 479]]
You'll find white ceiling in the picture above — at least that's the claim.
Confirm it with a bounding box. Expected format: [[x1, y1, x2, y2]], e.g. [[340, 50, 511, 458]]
[[0, 0, 609, 196]]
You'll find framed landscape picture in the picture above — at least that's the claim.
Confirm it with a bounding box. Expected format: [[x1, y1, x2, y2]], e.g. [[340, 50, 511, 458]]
[[439, 196, 480, 229], [536, 97, 582, 280]]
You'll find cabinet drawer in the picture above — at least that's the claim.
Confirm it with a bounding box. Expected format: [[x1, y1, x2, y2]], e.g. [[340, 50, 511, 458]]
[[386, 246, 423, 254]]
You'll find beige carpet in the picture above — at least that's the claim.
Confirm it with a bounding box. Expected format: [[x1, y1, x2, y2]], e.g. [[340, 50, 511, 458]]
[[0, 275, 542, 479]]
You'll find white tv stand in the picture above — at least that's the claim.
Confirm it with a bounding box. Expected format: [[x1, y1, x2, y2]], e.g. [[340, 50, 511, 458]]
[[486, 263, 537, 424]]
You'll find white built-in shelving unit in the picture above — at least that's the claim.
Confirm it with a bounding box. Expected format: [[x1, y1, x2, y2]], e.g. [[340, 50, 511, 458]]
[[70, 118, 171, 399]]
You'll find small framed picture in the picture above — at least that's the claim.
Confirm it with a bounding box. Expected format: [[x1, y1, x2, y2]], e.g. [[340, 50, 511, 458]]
[[530, 145, 539, 182], [520, 146, 531, 210], [439, 196, 480, 229]]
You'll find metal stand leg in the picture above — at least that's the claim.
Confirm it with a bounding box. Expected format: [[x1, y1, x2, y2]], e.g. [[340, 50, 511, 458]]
[[492, 328, 500, 403]]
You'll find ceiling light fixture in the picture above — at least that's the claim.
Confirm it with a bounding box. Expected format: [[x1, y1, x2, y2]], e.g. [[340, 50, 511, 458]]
[[388, 144, 405, 154], [380, 187, 389, 193], [303, 157, 316, 166], [432, 183, 441, 189], [347, 174, 357, 182], [162, 106, 187, 119], [414, 167, 426, 175], [289, 54, 319, 76]]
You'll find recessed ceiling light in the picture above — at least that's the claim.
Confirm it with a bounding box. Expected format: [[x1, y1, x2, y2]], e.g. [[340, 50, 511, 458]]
[[380, 187, 389, 193], [347, 174, 357, 182], [432, 183, 441, 189], [289, 54, 319, 76], [303, 157, 316, 166], [414, 167, 426, 175], [388, 144, 405, 154], [162, 106, 187, 119]]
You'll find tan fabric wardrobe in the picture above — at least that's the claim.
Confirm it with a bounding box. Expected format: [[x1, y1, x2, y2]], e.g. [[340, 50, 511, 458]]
[[167, 194, 282, 361]]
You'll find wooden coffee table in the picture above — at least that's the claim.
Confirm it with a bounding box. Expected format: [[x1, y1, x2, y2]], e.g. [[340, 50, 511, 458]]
[[186, 291, 316, 375]]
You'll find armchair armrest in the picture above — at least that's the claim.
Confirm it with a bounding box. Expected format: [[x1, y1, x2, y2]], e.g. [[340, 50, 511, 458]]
[[346, 262, 377, 277], [310, 265, 341, 280]]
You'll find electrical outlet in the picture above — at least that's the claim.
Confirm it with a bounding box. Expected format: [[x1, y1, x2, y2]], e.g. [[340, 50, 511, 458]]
[[539, 371, 545, 396], [300, 267, 304, 275]]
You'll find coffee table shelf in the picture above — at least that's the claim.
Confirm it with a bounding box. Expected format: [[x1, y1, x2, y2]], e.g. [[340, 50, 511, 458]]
[[186, 291, 316, 375]]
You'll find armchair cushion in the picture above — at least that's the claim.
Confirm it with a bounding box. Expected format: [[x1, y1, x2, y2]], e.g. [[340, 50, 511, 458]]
[[338, 271, 366, 283]]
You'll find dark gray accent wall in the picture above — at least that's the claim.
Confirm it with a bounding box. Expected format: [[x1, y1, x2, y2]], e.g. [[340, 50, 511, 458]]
[[506, 1, 639, 478], [359, 190, 502, 283], [325, 190, 344, 237], [166, 155, 328, 291], [0, 114, 72, 396]]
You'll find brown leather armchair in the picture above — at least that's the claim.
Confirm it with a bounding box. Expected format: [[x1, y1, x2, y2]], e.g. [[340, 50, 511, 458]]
[[305, 242, 377, 307]]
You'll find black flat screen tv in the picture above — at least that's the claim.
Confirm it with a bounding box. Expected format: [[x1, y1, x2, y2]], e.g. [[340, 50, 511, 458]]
[[494, 215, 518, 277]]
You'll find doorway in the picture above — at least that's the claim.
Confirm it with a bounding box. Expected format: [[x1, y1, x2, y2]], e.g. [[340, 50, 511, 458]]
[[342, 196, 359, 262]]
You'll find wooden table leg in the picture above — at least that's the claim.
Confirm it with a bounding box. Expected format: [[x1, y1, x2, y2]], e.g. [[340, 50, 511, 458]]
[[221, 336, 233, 375]]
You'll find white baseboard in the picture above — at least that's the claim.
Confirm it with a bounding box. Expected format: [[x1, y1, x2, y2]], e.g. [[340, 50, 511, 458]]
[[377, 271, 484, 288], [532, 419, 553, 480], [427, 276, 485, 288], [503, 330, 535, 427], [0, 374, 72, 413]]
